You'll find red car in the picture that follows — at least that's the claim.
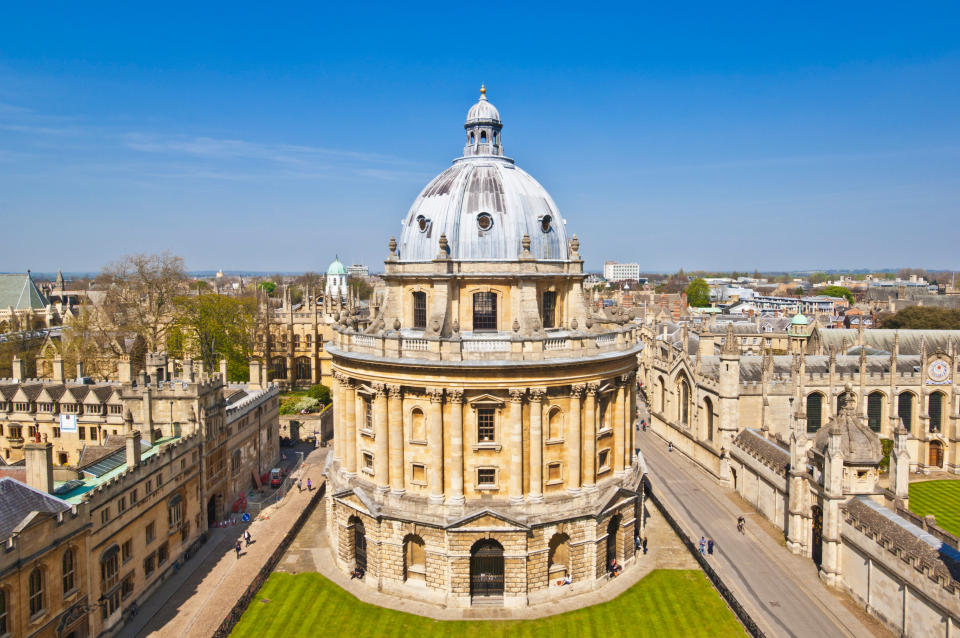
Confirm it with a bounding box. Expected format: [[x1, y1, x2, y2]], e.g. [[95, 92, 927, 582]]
[[269, 468, 284, 488]]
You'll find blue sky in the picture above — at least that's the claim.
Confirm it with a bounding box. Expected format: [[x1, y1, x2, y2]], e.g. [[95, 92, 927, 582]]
[[1, 2, 958, 273]]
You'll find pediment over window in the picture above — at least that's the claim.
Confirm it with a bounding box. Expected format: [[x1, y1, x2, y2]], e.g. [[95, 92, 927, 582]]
[[468, 393, 505, 407], [446, 509, 529, 532]]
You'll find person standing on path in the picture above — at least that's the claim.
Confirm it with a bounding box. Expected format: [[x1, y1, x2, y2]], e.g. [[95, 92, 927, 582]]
[[307, 478, 312, 491], [235, 539, 242, 558], [668, 442, 673, 453], [707, 538, 714, 555], [297, 478, 303, 493], [244, 530, 252, 547], [699, 537, 706, 554]]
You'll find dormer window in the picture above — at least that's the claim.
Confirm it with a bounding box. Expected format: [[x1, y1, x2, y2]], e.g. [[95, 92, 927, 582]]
[[540, 214, 552, 233], [417, 215, 429, 232]]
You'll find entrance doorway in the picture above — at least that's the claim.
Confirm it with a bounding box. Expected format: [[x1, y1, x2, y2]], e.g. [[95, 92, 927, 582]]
[[470, 539, 504, 600], [606, 514, 621, 571], [811, 505, 823, 567], [351, 517, 367, 571], [929, 441, 944, 468], [207, 495, 217, 527]]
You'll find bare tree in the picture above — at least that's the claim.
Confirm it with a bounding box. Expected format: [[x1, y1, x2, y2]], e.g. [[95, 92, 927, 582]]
[[96, 253, 188, 354]]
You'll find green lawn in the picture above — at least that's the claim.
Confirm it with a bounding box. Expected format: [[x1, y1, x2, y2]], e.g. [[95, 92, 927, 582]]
[[231, 569, 745, 638], [909, 480, 960, 537]]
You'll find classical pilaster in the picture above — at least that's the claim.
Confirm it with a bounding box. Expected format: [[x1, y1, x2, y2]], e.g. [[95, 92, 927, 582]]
[[528, 388, 545, 502], [447, 389, 465, 505], [342, 377, 357, 476], [508, 388, 526, 503], [427, 388, 445, 504], [568, 384, 583, 494], [582, 383, 599, 491], [614, 377, 626, 476], [373, 383, 389, 492], [332, 372, 343, 462], [387, 385, 405, 495]]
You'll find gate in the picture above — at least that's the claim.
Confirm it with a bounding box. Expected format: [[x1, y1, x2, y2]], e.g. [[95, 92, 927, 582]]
[[470, 539, 504, 599], [606, 514, 621, 571], [353, 521, 367, 571]]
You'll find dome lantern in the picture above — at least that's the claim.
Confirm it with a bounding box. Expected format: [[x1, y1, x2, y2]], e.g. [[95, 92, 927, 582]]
[[464, 85, 503, 158]]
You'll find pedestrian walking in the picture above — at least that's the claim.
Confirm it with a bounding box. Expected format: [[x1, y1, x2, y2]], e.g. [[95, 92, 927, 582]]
[[737, 516, 745, 534], [642, 537, 648, 554], [699, 536, 706, 555], [307, 478, 312, 491], [297, 478, 303, 493], [244, 530, 252, 547], [668, 442, 673, 453], [641, 420, 647, 432], [707, 538, 714, 555], [235, 539, 242, 558]]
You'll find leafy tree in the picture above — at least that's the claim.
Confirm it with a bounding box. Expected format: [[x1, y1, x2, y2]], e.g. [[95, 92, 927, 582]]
[[258, 281, 277, 295], [809, 272, 829, 285], [171, 293, 259, 381], [685, 278, 711, 308], [350, 277, 374, 301], [305, 383, 331, 404], [819, 285, 854, 304], [880, 306, 960, 330]]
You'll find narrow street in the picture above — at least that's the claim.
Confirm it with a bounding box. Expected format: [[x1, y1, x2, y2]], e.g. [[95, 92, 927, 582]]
[[637, 429, 889, 638]]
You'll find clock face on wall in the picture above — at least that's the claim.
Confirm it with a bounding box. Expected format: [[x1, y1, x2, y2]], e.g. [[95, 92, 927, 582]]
[[928, 359, 951, 383]]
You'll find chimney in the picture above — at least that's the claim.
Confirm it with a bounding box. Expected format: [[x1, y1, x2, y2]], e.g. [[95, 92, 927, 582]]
[[52, 355, 65, 382], [219, 358, 228, 381], [118, 356, 133, 383], [24, 442, 54, 494], [183, 359, 195, 383], [12, 356, 24, 381], [249, 359, 262, 391], [125, 425, 142, 470], [76, 360, 84, 380]]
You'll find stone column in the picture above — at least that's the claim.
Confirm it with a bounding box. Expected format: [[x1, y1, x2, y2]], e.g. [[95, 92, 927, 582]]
[[529, 388, 545, 502], [427, 388, 444, 504], [373, 384, 389, 492], [342, 378, 357, 475], [388, 385, 405, 495], [568, 385, 583, 494], [508, 388, 526, 503], [582, 383, 599, 491], [446, 389, 465, 505], [332, 373, 343, 462], [614, 378, 626, 475]]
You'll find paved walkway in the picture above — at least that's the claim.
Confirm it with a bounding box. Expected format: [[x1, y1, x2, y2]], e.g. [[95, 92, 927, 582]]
[[130, 447, 328, 638], [637, 429, 890, 638], [276, 474, 698, 620]]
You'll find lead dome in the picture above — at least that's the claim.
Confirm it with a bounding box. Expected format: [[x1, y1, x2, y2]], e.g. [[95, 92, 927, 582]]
[[397, 87, 569, 262]]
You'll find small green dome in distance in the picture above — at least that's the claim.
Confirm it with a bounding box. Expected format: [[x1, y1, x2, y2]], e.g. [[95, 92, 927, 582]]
[[791, 313, 809, 326], [327, 257, 347, 276]]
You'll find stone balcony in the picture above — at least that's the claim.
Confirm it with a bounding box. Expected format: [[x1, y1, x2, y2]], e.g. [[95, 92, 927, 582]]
[[329, 324, 642, 364]]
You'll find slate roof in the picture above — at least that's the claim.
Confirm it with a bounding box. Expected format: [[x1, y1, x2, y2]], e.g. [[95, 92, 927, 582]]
[[844, 497, 960, 589], [819, 329, 960, 356], [0, 273, 48, 310], [732, 428, 790, 475], [0, 476, 71, 539]]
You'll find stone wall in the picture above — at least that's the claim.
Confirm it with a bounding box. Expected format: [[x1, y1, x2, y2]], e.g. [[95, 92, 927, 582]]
[[840, 503, 960, 637]]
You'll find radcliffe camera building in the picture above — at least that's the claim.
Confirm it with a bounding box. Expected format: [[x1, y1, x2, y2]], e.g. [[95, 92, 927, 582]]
[[324, 88, 646, 607]]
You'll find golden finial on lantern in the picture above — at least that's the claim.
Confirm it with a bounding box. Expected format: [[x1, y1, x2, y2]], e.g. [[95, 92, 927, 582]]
[[480, 83, 486, 96]]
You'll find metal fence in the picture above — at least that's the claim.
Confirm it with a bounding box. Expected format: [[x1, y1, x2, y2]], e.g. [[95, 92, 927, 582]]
[[210, 481, 326, 638], [645, 479, 767, 638]]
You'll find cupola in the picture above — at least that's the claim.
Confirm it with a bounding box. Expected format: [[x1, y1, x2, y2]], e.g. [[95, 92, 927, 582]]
[[463, 85, 503, 157]]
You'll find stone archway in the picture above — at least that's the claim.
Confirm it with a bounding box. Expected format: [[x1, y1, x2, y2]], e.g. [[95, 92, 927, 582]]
[[606, 514, 621, 571]]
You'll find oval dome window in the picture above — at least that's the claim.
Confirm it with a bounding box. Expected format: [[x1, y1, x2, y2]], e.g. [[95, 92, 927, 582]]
[[417, 215, 429, 232], [540, 215, 552, 233], [477, 213, 493, 231]]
